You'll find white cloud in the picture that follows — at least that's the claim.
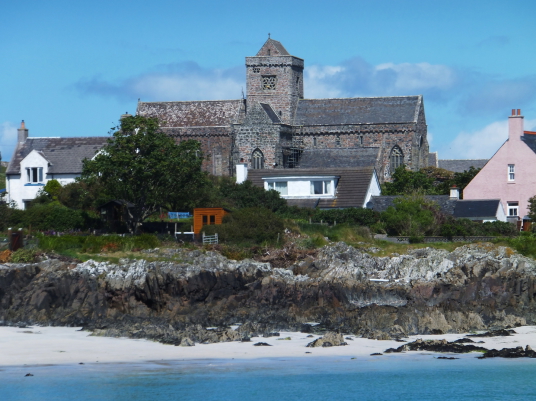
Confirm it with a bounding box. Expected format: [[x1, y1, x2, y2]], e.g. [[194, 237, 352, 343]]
[[445, 118, 536, 159], [75, 62, 245, 102], [304, 58, 458, 100], [0, 122, 17, 163], [375, 62, 456, 92]]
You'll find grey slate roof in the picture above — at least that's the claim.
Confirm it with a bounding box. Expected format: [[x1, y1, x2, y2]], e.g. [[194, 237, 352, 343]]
[[298, 147, 380, 169], [6, 137, 108, 175], [247, 167, 376, 208], [369, 195, 457, 215], [256, 38, 290, 56], [438, 159, 488, 173], [260, 103, 282, 123], [428, 152, 438, 167], [521, 132, 536, 154], [453, 200, 501, 219], [369, 196, 503, 219], [137, 100, 243, 127], [294, 96, 422, 126]]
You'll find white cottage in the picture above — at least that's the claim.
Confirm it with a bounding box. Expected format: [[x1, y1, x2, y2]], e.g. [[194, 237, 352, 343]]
[[5, 121, 107, 209]]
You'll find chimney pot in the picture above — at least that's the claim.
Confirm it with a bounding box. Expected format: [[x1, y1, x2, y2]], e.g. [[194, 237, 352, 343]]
[[512, 109, 515, 116], [17, 120, 29, 143], [517, 109, 521, 116]]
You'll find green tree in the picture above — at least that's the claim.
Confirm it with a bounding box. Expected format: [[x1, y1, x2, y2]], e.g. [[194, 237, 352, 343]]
[[82, 115, 211, 233], [382, 166, 437, 195], [381, 192, 444, 239]]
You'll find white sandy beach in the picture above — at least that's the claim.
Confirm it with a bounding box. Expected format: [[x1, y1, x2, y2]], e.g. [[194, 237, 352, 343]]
[[1, 325, 536, 367]]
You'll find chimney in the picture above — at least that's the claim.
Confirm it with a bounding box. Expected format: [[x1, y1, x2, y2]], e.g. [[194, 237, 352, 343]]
[[17, 120, 28, 143], [235, 162, 248, 184], [508, 108, 524, 141], [450, 185, 459, 199]]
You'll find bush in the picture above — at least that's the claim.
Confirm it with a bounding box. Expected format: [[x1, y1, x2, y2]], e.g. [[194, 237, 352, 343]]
[[23, 203, 85, 231], [38, 233, 160, 253], [202, 207, 284, 245], [11, 248, 36, 263]]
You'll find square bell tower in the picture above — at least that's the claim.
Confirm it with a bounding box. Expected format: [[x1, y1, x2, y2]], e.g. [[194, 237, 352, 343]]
[[245, 38, 304, 125]]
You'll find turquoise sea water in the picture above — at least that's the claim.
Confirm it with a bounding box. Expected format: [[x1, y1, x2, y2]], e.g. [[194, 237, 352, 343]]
[[2, 355, 536, 401]]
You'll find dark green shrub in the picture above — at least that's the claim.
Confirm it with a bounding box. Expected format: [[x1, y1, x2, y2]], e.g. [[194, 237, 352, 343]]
[[38, 233, 160, 253], [202, 207, 284, 245], [23, 203, 84, 231]]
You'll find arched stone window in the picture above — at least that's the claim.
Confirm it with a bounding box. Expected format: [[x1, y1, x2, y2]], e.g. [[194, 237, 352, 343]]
[[252, 149, 264, 169], [390, 146, 404, 172]]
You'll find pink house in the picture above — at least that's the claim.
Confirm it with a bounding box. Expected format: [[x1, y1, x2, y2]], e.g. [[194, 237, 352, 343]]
[[464, 109, 536, 224]]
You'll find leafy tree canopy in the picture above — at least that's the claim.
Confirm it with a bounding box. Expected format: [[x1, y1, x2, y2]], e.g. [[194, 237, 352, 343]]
[[382, 165, 480, 198], [81, 115, 211, 233]]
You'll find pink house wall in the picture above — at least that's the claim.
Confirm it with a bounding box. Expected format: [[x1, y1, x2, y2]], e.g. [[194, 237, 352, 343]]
[[464, 111, 536, 218]]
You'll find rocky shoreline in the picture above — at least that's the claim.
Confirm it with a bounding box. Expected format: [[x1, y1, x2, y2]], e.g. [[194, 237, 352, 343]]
[[1, 242, 536, 351]]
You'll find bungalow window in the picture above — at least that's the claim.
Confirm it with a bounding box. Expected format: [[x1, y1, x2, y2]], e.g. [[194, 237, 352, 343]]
[[508, 164, 515, 181], [310, 180, 331, 195], [26, 167, 43, 183], [268, 181, 288, 195], [508, 202, 519, 216]]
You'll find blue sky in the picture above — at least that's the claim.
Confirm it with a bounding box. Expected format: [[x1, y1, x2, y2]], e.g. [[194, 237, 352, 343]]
[[2, 0, 536, 162]]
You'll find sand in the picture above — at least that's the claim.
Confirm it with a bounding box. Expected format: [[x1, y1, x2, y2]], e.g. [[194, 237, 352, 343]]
[[1, 325, 536, 367]]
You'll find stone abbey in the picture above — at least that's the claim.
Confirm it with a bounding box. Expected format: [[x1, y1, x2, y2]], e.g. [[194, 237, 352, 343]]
[[137, 38, 429, 182]]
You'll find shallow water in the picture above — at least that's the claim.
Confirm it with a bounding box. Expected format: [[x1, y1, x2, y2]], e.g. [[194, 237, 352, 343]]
[[2, 355, 536, 401]]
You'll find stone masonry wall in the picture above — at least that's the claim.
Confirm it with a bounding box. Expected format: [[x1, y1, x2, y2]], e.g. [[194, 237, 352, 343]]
[[246, 55, 304, 125]]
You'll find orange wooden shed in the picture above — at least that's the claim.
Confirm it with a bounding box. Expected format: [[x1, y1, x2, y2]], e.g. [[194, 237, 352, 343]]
[[193, 208, 230, 234]]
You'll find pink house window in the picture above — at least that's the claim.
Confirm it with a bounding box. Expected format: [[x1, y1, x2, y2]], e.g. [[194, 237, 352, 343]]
[[508, 164, 515, 181], [508, 202, 519, 216]]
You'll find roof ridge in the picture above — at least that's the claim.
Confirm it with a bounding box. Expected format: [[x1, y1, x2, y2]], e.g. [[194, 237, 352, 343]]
[[138, 99, 241, 104]]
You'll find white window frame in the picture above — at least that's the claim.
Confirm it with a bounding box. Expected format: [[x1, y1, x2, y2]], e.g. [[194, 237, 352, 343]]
[[310, 180, 332, 195], [267, 181, 288, 195], [507, 202, 519, 216], [508, 164, 515, 181], [26, 167, 44, 183]]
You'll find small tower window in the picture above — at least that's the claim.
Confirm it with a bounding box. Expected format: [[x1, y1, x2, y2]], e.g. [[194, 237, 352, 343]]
[[336, 135, 341, 146], [313, 137, 317, 147], [262, 75, 277, 90], [360, 136, 363, 145], [252, 149, 264, 169], [390, 146, 404, 172], [253, 67, 260, 73]]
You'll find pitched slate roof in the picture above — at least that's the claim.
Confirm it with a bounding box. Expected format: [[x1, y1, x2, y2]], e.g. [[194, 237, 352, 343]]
[[294, 96, 422, 126], [453, 199, 501, 219], [438, 159, 488, 172], [260, 103, 282, 123], [298, 147, 379, 169], [255, 38, 290, 56], [521, 132, 536, 154], [247, 167, 377, 208], [6, 137, 108, 175], [369, 196, 503, 220], [137, 100, 243, 127]]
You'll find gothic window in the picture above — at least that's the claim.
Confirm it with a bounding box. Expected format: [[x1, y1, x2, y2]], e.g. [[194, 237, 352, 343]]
[[253, 67, 260, 73], [313, 137, 317, 147], [262, 75, 277, 90], [296, 76, 300, 89], [252, 149, 264, 169], [390, 146, 404, 172], [419, 136, 424, 148]]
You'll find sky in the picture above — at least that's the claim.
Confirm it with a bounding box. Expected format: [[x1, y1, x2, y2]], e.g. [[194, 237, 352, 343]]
[[2, 0, 536, 162]]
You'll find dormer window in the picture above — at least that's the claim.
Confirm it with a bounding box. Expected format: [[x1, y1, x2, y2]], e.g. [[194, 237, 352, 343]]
[[262, 75, 277, 90], [311, 180, 332, 195], [26, 167, 43, 183]]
